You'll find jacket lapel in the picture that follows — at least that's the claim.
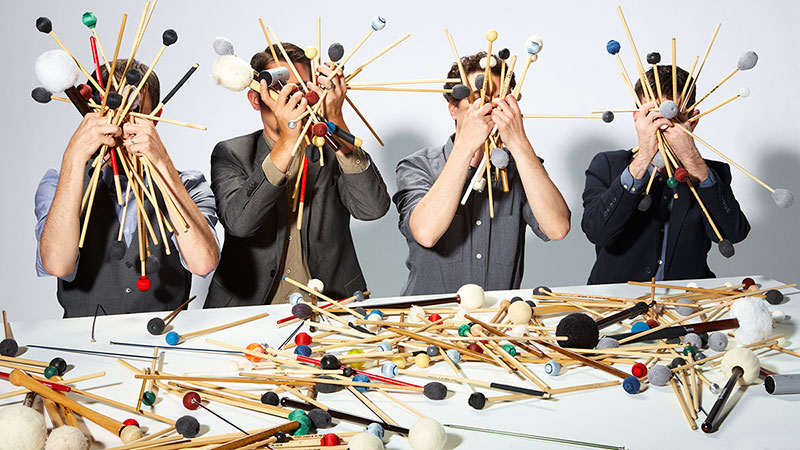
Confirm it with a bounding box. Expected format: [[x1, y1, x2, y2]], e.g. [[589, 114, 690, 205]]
[[664, 183, 691, 274]]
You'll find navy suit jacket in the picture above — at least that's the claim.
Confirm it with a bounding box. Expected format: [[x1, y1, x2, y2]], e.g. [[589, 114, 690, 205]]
[[581, 149, 750, 284]]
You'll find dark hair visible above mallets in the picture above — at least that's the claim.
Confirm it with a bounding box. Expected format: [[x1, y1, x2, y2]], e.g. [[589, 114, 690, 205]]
[[36, 17, 53, 33], [31, 87, 52, 104], [423, 382, 447, 400], [328, 42, 344, 62], [162, 29, 178, 46]]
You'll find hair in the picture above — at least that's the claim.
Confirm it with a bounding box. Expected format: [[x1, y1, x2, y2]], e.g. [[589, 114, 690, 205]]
[[250, 42, 312, 76], [634, 65, 695, 107], [90, 58, 160, 109], [443, 51, 516, 104]]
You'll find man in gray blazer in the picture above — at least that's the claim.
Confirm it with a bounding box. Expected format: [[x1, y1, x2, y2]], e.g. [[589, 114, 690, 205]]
[[206, 43, 390, 307]]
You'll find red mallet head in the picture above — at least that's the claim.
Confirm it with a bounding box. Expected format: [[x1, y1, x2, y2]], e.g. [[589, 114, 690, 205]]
[[631, 362, 648, 378], [123, 418, 140, 428], [312, 122, 328, 137], [321, 433, 340, 446], [467, 343, 483, 354], [77, 84, 92, 101], [182, 392, 201, 410], [742, 277, 756, 288], [674, 167, 689, 183], [429, 313, 442, 322], [305, 90, 320, 106], [645, 319, 659, 328], [295, 332, 312, 346], [136, 276, 151, 292]]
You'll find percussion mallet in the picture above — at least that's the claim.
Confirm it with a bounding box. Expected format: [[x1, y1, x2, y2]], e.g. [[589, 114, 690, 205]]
[[147, 295, 197, 335]]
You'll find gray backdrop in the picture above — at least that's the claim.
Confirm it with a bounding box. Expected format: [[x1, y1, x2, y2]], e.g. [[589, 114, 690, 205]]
[[2, 0, 798, 321]]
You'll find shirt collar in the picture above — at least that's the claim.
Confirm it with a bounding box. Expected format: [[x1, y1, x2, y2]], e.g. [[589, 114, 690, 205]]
[[443, 133, 456, 160]]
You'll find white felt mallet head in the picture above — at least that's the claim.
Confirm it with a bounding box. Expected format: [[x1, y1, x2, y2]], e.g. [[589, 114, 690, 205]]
[[45, 426, 89, 450], [213, 37, 235, 56], [0, 404, 47, 450], [212, 55, 253, 91], [736, 51, 758, 71], [738, 87, 750, 98], [348, 431, 384, 450], [408, 417, 447, 450], [35, 49, 79, 94], [457, 284, 485, 310], [721, 347, 761, 385], [307, 278, 325, 293], [732, 297, 773, 345], [479, 55, 497, 69], [371, 16, 386, 31], [526, 35, 543, 56], [507, 300, 532, 325]]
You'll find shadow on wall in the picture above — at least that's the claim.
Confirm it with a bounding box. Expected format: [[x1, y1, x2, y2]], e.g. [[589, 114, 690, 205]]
[[708, 145, 800, 283], [522, 132, 620, 288], [351, 129, 430, 298]]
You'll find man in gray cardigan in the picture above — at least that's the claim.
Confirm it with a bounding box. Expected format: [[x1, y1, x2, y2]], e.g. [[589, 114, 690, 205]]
[[206, 43, 390, 307]]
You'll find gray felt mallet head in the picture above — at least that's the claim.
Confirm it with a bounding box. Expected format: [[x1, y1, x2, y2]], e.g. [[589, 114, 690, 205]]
[[213, 37, 235, 56], [737, 51, 758, 71]]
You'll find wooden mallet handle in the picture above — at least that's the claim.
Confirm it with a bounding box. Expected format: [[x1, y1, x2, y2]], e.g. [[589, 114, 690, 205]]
[[8, 369, 138, 441]]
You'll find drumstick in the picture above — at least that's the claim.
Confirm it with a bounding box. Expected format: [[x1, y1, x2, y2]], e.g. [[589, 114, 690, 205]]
[[128, 111, 206, 130], [344, 95, 383, 146], [8, 369, 144, 442], [688, 89, 748, 122], [671, 38, 677, 103], [152, 63, 200, 116], [615, 7, 655, 103], [297, 155, 309, 230], [679, 23, 722, 112], [164, 311, 270, 346], [345, 33, 411, 82], [444, 29, 473, 103], [35, 17, 102, 93], [512, 36, 543, 100]]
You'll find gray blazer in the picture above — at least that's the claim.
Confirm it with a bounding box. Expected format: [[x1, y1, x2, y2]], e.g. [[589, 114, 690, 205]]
[[206, 130, 390, 307]]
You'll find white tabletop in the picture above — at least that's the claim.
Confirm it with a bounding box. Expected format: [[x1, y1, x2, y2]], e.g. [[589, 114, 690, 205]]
[[1, 275, 798, 450]]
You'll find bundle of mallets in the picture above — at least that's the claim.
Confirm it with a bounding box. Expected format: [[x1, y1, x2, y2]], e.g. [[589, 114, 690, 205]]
[[31, 1, 204, 291], [597, 6, 794, 259]]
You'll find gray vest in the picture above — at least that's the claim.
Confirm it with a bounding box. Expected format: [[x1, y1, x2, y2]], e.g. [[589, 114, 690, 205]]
[[57, 164, 190, 318]]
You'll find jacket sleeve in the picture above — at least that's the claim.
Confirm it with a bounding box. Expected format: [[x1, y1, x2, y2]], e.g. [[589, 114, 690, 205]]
[[335, 150, 391, 221], [581, 152, 643, 247], [695, 163, 751, 244], [210, 141, 286, 238]]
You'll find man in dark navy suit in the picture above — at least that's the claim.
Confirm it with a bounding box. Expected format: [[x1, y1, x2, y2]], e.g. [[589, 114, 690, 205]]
[[581, 65, 750, 284]]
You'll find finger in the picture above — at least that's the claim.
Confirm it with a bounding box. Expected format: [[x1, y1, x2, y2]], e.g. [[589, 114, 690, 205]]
[[276, 83, 295, 106], [98, 124, 122, 136], [292, 98, 309, 115], [317, 64, 334, 78], [100, 136, 117, 148], [286, 90, 305, 109], [259, 80, 278, 108], [307, 81, 324, 97], [505, 95, 522, 114]]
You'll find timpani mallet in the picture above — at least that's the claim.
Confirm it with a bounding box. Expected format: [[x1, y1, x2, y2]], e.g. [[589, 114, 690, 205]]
[[147, 295, 198, 335], [674, 123, 794, 208], [182, 391, 249, 435], [35, 17, 103, 93], [701, 347, 761, 433], [511, 35, 543, 100], [164, 311, 271, 346], [687, 51, 757, 113], [8, 369, 144, 443], [1, 311, 18, 357]]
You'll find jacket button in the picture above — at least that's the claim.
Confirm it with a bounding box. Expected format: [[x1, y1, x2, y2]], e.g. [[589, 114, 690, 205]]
[[270, 269, 276, 277], [645, 266, 652, 274]]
